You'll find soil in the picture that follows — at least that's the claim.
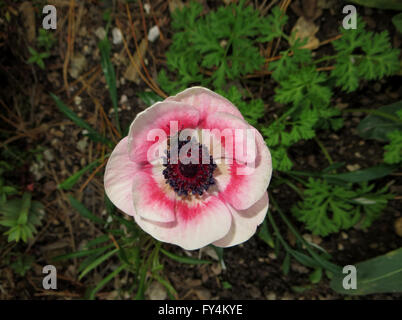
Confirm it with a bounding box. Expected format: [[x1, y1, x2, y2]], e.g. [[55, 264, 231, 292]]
[[0, 0, 401, 300]]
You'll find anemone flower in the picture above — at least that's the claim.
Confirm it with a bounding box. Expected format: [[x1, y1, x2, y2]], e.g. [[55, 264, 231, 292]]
[[104, 87, 272, 250]]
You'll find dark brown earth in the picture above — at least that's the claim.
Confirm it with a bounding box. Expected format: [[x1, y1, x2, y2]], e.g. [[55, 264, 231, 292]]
[[0, 0, 401, 300]]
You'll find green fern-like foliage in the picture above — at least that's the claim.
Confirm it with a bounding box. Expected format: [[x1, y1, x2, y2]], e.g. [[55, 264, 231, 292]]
[[0, 192, 44, 243], [217, 86, 265, 127], [382, 109, 402, 164], [384, 130, 402, 164], [292, 179, 393, 237], [159, 1, 284, 92], [331, 16, 400, 92]]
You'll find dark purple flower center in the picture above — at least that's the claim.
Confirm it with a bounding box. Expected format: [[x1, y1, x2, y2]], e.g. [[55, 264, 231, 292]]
[[163, 136, 217, 197]]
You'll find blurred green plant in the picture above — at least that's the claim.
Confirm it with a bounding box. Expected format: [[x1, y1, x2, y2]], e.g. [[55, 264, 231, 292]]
[[10, 254, 34, 276], [54, 194, 210, 299], [357, 101, 402, 164], [162, 3, 399, 172], [292, 180, 393, 236], [0, 191, 44, 243], [27, 29, 55, 70], [331, 247, 402, 295]]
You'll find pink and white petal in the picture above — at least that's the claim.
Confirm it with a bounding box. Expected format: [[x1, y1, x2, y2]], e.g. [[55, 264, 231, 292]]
[[213, 192, 269, 247], [131, 164, 176, 223], [133, 194, 232, 250], [104, 137, 139, 216], [218, 130, 272, 211], [212, 160, 231, 195], [128, 101, 200, 164], [199, 112, 257, 163], [167, 87, 244, 121]]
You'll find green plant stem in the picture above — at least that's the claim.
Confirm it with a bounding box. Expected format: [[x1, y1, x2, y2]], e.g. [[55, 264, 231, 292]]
[[313, 54, 339, 65], [342, 108, 402, 124], [276, 177, 304, 197], [314, 136, 333, 165], [269, 193, 341, 273]]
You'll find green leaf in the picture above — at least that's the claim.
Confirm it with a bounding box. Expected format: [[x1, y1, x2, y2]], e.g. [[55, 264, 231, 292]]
[[104, 193, 115, 216], [217, 86, 265, 126], [52, 244, 114, 262], [154, 274, 177, 298], [58, 157, 105, 190], [269, 40, 312, 82], [392, 13, 402, 33], [68, 195, 105, 225], [98, 38, 120, 134], [257, 6, 288, 42], [17, 192, 31, 225], [88, 264, 126, 300], [332, 17, 400, 92], [137, 91, 163, 106], [288, 249, 322, 269], [309, 268, 322, 284], [275, 67, 331, 108], [135, 264, 147, 300], [384, 130, 402, 164], [86, 235, 110, 248], [357, 101, 402, 141], [330, 248, 402, 295], [282, 253, 291, 275], [292, 179, 391, 237], [165, 0, 268, 90], [324, 164, 398, 183], [160, 248, 211, 265], [79, 248, 119, 280], [258, 219, 275, 248]]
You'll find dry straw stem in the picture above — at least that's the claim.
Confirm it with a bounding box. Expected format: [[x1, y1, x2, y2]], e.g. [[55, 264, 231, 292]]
[[124, 3, 167, 98], [116, 17, 166, 98], [78, 158, 107, 193], [63, 0, 76, 97]]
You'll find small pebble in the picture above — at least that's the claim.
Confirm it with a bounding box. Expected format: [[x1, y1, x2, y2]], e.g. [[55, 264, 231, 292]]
[[74, 95, 82, 105], [346, 164, 361, 172], [144, 3, 151, 14], [120, 94, 128, 104], [43, 149, 55, 161], [395, 217, 402, 237], [268, 252, 277, 260], [95, 26, 106, 40], [266, 292, 276, 300], [112, 27, 123, 45], [148, 25, 160, 42]]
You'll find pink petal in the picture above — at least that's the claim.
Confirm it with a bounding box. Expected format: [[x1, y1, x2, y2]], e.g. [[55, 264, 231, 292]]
[[213, 192, 269, 247], [167, 86, 244, 121], [128, 101, 200, 164], [217, 129, 272, 210], [131, 165, 176, 223], [199, 112, 257, 163], [104, 137, 138, 216], [133, 195, 232, 250]]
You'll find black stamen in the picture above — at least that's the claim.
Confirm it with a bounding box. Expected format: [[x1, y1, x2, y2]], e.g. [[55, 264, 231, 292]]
[[162, 133, 217, 197]]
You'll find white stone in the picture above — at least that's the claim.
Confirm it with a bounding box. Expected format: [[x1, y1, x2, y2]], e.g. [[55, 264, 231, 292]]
[[112, 27, 123, 45], [144, 3, 151, 14], [147, 25, 160, 42]]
